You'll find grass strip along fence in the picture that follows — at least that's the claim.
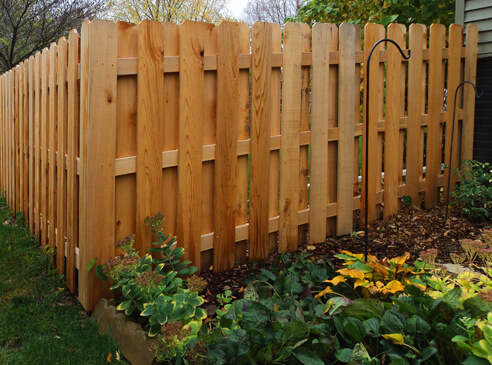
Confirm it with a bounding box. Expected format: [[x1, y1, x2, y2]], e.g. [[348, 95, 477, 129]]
[[0, 20, 478, 310]]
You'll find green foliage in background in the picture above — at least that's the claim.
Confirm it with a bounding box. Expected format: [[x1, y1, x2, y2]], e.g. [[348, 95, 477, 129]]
[[289, 0, 455, 27]]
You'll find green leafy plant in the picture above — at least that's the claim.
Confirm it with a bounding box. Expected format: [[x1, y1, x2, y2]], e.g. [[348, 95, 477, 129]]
[[453, 313, 492, 364], [452, 159, 492, 220], [316, 251, 428, 300]]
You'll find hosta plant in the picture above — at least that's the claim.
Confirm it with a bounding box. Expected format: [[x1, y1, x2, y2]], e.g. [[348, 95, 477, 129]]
[[316, 251, 428, 300]]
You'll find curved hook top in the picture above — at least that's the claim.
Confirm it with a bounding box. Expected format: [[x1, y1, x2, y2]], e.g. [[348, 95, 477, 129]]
[[367, 38, 411, 64], [454, 80, 480, 99]]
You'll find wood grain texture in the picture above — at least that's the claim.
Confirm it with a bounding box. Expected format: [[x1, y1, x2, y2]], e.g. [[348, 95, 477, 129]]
[[362, 23, 385, 225], [383, 24, 406, 218], [443, 24, 463, 198], [249, 22, 272, 261], [268, 24, 281, 255], [336, 23, 356, 235], [425, 24, 446, 209], [41, 49, 49, 248], [310, 23, 336, 244], [279, 23, 304, 253], [160, 22, 179, 241], [178, 21, 211, 272], [136, 20, 164, 254], [406, 24, 426, 208], [34, 52, 41, 239], [115, 22, 138, 248], [66, 30, 80, 292], [48, 42, 58, 254], [56, 37, 68, 275], [235, 23, 250, 264], [79, 20, 118, 310], [18, 63, 25, 216], [15, 67, 20, 213], [461, 24, 478, 162], [200, 23, 217, 272], [214, 21, 240, 272], [298, 23, 311, 247], [28, 57, 35, 231]]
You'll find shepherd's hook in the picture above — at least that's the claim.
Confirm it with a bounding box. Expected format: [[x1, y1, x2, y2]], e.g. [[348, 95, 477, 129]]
[[445, 81, 479, 220], [364, 39, 411, 262]]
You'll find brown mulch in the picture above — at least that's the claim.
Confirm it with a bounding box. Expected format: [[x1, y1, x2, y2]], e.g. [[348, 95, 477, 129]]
[[200, 204, 491, 311]]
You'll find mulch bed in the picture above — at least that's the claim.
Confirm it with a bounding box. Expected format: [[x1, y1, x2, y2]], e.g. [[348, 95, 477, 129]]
[[200, 204, 491, 312]]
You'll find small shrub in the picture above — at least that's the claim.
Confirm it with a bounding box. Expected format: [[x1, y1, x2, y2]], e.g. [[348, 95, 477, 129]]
[[452, 159, 492, 220]]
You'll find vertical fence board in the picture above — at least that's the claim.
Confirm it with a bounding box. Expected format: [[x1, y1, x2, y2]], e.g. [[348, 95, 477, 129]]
[[235, 23, 250, 264], [41, 49, 49, 248], [201, 24, 217, 271], [425, 24, 446, 209], [268, 24, 281, 254], [48, 43, 58, 253], [18, 63, 25, 216], [28, 57, 35, 231], [136, 20, 164, 254], [178, 21, 209, 271], [23, 63, 29, 216], [384, 24, 406, 218], [56, 37, 68, 275], [337, 23, 356, 235], [34, 53, 41, 238], [406, 24, 426, 207], [279, 23, 303, 252], [310, 24, 335, 243], [79, 20, 118, 310], [461, 24, 478, 162], [363, 24, 385, 224], [444, 24, 463, 197], [15, 67, 20, 213], [249, 22, 272, 261], [115, 22, 137, 247], [214, 21, 240, 272], [67, 30, 80, 292], [161, 22, 179, 242], [299, 24, 311, 246]]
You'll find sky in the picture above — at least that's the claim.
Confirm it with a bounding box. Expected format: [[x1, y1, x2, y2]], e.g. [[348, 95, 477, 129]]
[[227, 1, 247, 19]]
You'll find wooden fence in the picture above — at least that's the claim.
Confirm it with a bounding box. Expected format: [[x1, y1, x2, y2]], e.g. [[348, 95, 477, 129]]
[[0, 20, 478, 310]]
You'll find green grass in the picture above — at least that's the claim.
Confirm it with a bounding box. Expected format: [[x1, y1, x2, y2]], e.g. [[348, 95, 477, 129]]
[[0, 197, 128, 365]]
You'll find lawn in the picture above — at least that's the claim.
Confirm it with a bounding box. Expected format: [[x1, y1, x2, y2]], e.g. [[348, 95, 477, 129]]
[[0, 197, 128, 365]]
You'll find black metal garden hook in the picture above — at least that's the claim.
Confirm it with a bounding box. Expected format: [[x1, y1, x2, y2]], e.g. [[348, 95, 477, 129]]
[[445, 81, 479, 221], [364, 39, 411, 262]]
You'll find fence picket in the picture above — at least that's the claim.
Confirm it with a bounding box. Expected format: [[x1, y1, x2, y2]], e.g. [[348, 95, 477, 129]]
[[136, 20, 165, 255], [279, 23, 304, 252], [213, 21, 240, 272], [235, 23, 251, 264], [268, 24, 281, 255], [337, 23, 357, 235], [41, 49, 50, 248], [425, 24, 446, 209], [115, 22, 137, 248], [161, 22, 179, 244], [363, 24, 385, 224], [406, 24, 426, 207], [48, 43, 58, 254], [67, 30, 80, 292], [56, 37, 68, 275], [178, 21, 210, 271], [34, 52, 41, 238], [384, 24, 406, 218]]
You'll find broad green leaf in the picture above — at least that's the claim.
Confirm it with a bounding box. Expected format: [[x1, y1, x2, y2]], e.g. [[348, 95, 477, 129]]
[[381, 310, 406, 334], [95, 265, 108, 281], [344, 317, 367, 342], [86, 257, 98, 273], [421, 346, 438, 362], [343, 298, 385, 320], [116, 300, 132, 311], [293, 347, 324, 365]]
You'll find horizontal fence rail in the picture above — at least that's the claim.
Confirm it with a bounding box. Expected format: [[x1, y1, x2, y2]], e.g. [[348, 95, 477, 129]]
[[0, 20, 478, 310]]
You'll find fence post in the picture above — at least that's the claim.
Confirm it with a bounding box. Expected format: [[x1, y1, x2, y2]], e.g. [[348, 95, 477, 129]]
[[79, 20, 118, 311]]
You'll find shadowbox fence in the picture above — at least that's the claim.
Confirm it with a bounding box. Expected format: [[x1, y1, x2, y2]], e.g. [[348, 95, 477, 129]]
[[0, 20, 478, 310]]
